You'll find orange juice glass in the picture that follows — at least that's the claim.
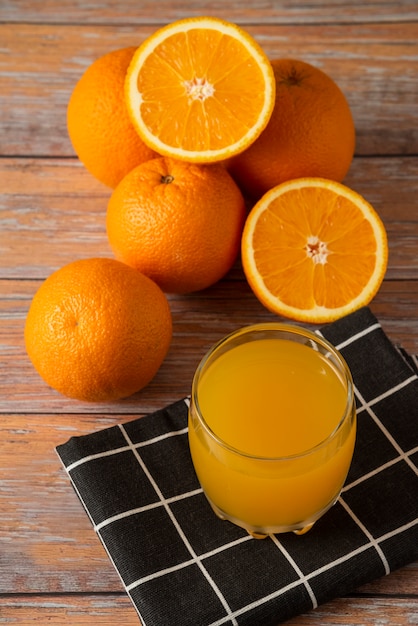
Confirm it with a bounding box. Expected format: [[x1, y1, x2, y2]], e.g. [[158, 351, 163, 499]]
[[188, 323, 356, 537]]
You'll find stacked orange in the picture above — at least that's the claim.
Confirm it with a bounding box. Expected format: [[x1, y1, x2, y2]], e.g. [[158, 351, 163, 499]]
[[228, 58, 356, 199], [67, 46, 158, 188], [25, 16, 389, 403]]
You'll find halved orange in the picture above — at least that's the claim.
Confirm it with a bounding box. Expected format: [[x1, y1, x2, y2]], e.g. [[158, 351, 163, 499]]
[[125, 16, 275, 163], [241, 178, 388, 323]]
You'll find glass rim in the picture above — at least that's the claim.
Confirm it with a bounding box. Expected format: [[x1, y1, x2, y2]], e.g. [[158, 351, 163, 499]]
[[191, 322, 355, 462]]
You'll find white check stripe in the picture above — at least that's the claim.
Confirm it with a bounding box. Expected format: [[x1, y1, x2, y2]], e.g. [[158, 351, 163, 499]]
[[355, 374, 418, 414], [315, 321, 381, 350], [65, 425, 188, 472], [335, 323, 381, 350], [355, 385, 418, 477], [126, 535, 252, 591], [339, 497, 390, 575], [343, 445, 418, 491], [94, 487, 203, 532], [270, 535, 318, 609], [66, 444, 132, 472], [118, 423, 239, 626]]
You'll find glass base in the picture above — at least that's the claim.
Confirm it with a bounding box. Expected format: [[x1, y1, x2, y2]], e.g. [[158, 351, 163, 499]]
[[206, 495, 338, 538]]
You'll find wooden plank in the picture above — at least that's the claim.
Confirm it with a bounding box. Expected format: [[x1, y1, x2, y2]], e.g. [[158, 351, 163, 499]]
[[1, 277, 417, 416], [0, 412, 126, 594], [1, 23, 417, 156], [1, 0, 417, 24], [0, 594, 417, 625], [1, 157, 417, 281], [0, 159, 111, 279], [0, 594, 140, 625], [253, 596, 418, 625]]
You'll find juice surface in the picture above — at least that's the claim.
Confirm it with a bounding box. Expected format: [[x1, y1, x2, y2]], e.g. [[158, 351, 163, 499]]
[[197, 338, 347, 457]]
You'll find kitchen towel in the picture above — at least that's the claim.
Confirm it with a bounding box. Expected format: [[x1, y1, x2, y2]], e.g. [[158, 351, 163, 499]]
[[56, 306, 418, 626]]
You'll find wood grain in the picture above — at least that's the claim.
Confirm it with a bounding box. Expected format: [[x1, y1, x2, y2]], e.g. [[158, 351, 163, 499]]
[[1, 0, 418, 24], [1, 23, 417, 157], [0, 594, 417, 625], [1, 2, 417, 624]]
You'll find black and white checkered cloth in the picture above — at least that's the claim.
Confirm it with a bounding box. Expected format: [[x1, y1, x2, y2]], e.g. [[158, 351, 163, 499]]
[[56, 307, 418, 626]]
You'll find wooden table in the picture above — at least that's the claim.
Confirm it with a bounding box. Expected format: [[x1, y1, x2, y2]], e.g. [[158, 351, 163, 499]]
[[1, 2, 417, 624]]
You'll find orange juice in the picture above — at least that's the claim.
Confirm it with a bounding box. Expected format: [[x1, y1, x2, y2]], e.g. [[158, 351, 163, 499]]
[[188, 324, 356, 535]]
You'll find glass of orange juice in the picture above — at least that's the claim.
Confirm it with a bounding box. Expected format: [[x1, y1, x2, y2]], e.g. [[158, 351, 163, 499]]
[[188, 323, 356, 538]]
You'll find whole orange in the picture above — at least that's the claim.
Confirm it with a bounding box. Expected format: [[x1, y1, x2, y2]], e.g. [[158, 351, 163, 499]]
[[106, 157, 246, 294], [24, 258, 172, 402], [67, 47, 159, 188], [228, 58, 356, 199]]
